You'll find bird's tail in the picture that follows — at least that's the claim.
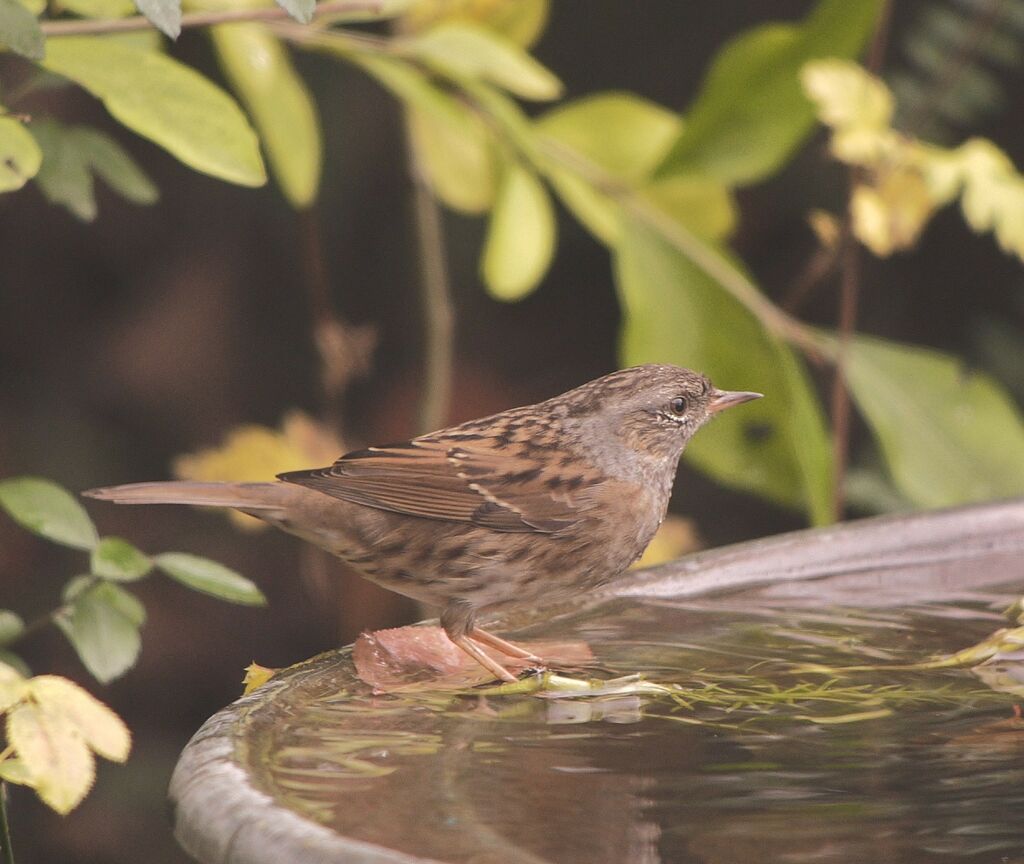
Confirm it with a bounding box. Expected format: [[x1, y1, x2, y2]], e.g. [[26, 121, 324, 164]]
[[82, 481, 290, 511]]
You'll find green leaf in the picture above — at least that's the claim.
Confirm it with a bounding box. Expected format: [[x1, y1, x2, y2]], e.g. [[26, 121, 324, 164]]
[[656, 0, 883, 184], [641, 176, 737, 242], [0, 758, 35, 786], [90, 537, 152, 582], [73, 126, 159, 205], [0, 477, 98, 550], [0, 112, 42, 192], [354, 53, 496, 213], [30, 118, 98, 220], [272, 0, 312, 24], [56, 582, 143, 683], [614, 219, 833, 524], [0, 610, 25, 646], [42, 37, 266, 187], [402, 21, 562, 101], [211, 23, 321, 208], [481, 160, 556, 301], [844, 335, 1024, 508], [155, 552, 266, 605], [0, 0, 44, 60], [132, 0, 180, 38]]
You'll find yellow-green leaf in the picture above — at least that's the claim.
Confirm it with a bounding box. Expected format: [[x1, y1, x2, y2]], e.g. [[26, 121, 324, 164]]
[[211, 23, 321, 208], [90, 536, 152, 582], [0, 476, 98, 550], [0, 0, 44, 60], [537, 91, 681, 183], [355, 53, 496, 213], [42, 37, 266, 187], [402, 0, 548, 47], [481, 160, 556, 301], [844, 335, 1024, 508], [28, 676, 131, 762], [0, 661, 26, 712], [155, 552, 266, 605], [0, 113, 41, 192], [615, 219, 833, 524], [656, 0, 883, 184], [402, 21, 561, 101], [56, 0, 135, 18], [641, 176, 737, 242], [7, 702, 95, 814], [0, 758, 34, 786], [57, 582, 143, 683]]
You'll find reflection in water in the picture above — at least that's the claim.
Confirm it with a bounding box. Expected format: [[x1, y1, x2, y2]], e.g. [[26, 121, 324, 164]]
[[243, 587, 1024, 864]]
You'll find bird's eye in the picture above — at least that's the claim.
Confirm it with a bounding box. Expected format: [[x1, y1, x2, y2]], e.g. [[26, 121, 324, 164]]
[[670, 396, 688, 415]]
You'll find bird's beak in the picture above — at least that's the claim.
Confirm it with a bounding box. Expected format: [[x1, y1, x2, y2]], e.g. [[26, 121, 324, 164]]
[[708, 389, 763, 414]]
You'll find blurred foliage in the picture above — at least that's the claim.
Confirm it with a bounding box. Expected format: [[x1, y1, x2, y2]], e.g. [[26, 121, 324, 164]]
[[0, 2, 1022, 531], [0, 477, 264, 814]]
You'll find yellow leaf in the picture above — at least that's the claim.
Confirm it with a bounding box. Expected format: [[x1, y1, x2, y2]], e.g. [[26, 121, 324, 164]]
[[403, 0, 549, 47], [801, 59, 893, 163], [0, 111, 42, 193], [173, 411, 341, 530], [29, 676, 131, 763], [850, 168, 935, 256], [808, 209, 841, 249], [242, 662, 278, 694], [7, 703, 95, 814], [631, 516, 700, 569]]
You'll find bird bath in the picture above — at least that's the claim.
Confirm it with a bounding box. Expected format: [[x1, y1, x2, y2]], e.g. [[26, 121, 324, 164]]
[[170, 500, 1024, 864]]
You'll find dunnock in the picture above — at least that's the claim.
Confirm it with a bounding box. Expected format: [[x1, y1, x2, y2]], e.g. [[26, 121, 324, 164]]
[[85, 365, 760, 682]]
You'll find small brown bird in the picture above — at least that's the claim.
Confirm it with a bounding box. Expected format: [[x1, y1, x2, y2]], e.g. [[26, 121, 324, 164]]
[[85, 365, 760, 682]]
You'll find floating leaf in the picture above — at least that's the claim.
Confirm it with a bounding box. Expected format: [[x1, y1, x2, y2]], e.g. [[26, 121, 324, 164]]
[[132, 0, 180, 38], [0, 476, 98, 550], [90, 537, 152, 582], [0, 112, 42, 192], [615, 219, 833, 524], [656, 0, 882, 184], [43, 37, 266, 187], [155, 553, 266, 606], [402, 21, 561, 101], [57, 582, 143, 683], [0, 0, 44, 60], [29, 676, 131, 762], [481, 159, 555, 301], [211, 23, 321, 208], [7, 702, 94, 814], [843, 335, 1024, 508]]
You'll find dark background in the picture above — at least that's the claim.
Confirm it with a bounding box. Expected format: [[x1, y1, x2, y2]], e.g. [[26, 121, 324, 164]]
[[1, 2, 1023, 860]]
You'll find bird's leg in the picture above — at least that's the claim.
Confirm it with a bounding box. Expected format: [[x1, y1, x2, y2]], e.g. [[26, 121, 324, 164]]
[[442, 599, 519, 683], [469, 627, 543, 664]]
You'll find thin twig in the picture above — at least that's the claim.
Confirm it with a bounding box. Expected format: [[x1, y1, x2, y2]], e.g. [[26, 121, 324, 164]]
[[39, 0, 383, 37], [829, 228, 860, 520], [403, 116, 455, 434], [0, 783, 14, 864]]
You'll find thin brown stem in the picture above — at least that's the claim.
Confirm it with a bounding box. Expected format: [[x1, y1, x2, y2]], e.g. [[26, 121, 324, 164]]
[[39, 0, 383, 37], [829, 225, 860, 521], [402, 116, 455, 434]]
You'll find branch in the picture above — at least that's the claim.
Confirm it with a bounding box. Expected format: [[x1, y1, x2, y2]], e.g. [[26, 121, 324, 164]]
[[39, 0, 385, 37]]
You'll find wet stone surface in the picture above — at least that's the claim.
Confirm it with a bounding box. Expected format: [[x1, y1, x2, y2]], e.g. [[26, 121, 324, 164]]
[[171, 501, 1024, 864]]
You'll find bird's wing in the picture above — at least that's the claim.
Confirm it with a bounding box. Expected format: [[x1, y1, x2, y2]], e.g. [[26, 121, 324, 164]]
[[277, 438, 589, 533]]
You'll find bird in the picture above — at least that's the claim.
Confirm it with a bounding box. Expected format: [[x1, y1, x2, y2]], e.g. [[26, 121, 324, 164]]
[[84, 364, 761, 683]]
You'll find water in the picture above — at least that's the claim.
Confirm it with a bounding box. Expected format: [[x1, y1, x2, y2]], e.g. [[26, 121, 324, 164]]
[[242, 585, 1024, 864]]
